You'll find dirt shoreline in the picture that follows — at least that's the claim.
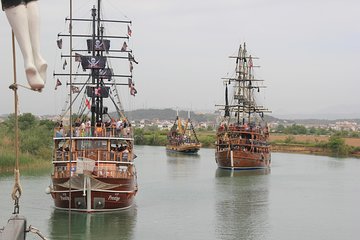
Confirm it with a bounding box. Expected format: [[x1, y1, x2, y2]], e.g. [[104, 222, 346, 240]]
[[270, 134, 360, 147], [271, 143, 360, 158]]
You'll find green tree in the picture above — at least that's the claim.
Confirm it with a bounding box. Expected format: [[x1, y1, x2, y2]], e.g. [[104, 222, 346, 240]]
[[284, 124, 307, 135], [276, 124, 285, 133], [327, 135, 348, 156], [134, 128, 145, 145]]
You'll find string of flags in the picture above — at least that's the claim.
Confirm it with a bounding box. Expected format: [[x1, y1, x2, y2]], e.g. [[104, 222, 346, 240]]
[[56, 24, 138, 97]]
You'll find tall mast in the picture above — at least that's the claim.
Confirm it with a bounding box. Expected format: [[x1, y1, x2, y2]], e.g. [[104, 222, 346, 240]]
[[91, 6, 96, 127]]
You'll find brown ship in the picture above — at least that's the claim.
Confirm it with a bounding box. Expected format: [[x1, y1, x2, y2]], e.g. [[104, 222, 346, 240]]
[[166, 111, 201, 154], [47, 0, 138, 212], [215, 43, 271, 170]]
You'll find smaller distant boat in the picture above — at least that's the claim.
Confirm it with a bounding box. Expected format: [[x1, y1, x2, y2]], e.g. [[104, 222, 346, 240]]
[[166, 111, 201, 154]]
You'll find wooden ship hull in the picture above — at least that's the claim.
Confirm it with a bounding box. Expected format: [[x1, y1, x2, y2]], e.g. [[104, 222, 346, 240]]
[[166, 143, 201, 154], [215, 125, 271, 170], [49, 135, 138, 212], [215, 150, 271, 170], [51, 175, 137, 212]]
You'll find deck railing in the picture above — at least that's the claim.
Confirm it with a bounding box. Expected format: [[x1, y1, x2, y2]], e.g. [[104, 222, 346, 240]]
[[53, 167, 134, 179], [54, 150, 132, 162], [54, 126, 133, 138]]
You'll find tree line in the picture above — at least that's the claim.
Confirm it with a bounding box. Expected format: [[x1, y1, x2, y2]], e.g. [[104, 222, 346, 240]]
[[0, 113, 55, 169], [273, 124, 360, 138], [0, 114, 359, 170]]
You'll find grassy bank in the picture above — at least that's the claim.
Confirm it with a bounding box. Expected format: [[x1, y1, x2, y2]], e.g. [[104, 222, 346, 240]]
[[0, 113, 54, 172], [0, 146, 51, 173], [134, 128, 360, 158], [1, 112, 360, 172], [270, 134, 360, 157]]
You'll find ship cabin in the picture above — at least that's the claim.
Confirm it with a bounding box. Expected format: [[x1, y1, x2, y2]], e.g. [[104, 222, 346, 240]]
[[216, 122, 270, 154], [52, 124, 135, 180]]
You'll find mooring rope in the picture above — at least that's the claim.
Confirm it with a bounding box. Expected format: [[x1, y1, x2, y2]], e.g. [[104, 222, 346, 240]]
[[27, 225, 48, 240], [10, 31, 23, 215]]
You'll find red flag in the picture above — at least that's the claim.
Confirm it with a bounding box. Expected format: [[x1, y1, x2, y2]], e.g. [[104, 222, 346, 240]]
[[85, 98, 91, 109], [55, 79, 62, 90], [127, 25, 132, 37], [248, 55, 253, 68], [130, 83, 137, 96]]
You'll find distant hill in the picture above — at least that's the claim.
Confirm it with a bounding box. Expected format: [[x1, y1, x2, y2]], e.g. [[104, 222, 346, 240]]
[[2, 109, 359, 125], [125, 108, 217, 122], [124, 109, 360, 125]]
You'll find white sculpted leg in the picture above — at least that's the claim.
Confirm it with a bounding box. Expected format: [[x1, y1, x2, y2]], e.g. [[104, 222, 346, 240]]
[[26, 1, 47, 81], [5, 4, 44, 91]]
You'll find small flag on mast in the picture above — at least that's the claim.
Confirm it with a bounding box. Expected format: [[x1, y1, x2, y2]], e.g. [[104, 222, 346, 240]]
[[128, 53, 138, 64], [71, 86, 80, 93], [55, 79, 62, 90], [57, 39, 63, 49], [62, 59, 67, 70], [130, 83, 137, 96], [127, 25, 132, 37], [248, 55, 253, 68], [121, 41, 128, 51], [129, 61, 133, 73], [85, 98, 91, 110], [75, 53, 82, 62]]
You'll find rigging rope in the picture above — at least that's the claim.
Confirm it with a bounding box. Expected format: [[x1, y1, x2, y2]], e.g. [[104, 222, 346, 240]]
[[10, 31, 23, 215]]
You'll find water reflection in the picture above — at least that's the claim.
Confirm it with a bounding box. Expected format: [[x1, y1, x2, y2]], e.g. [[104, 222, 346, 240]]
[[215, 168, 271, 177], [165, 150, 200, 160], [166, 150, 200, 178], [215, 168, 270, 240], [49, 206, 137, 240]]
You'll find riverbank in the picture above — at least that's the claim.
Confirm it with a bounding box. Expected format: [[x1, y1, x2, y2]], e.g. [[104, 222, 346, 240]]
[[270, 134, 360, 158], [1, 132, 359, 172]]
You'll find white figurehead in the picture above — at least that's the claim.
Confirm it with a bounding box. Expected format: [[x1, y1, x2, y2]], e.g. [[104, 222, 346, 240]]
[[2, 0, 47, 91]]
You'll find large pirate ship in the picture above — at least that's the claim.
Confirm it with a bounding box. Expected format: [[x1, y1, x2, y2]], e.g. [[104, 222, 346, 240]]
[[47, 0, 138, 212], [215, 43, 271, 170], [166, 111, 201, 154]]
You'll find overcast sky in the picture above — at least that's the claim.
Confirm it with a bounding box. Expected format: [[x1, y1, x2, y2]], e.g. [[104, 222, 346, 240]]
[[0, 0, 359, 118]]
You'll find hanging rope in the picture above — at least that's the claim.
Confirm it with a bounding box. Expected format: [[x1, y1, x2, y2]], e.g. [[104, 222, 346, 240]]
[[11, 170, 22, 214], [9, 31, 23, 215], [27, 225, 48, 240]]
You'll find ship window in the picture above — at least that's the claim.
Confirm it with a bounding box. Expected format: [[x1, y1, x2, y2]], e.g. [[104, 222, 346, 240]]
[[55, 139, 69, 151], [76, 140, 107, 150]]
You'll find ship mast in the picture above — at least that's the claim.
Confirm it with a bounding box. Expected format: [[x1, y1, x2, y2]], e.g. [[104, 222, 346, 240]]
[[55, 0, 133, 129], [219, 43, 270, 125]]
